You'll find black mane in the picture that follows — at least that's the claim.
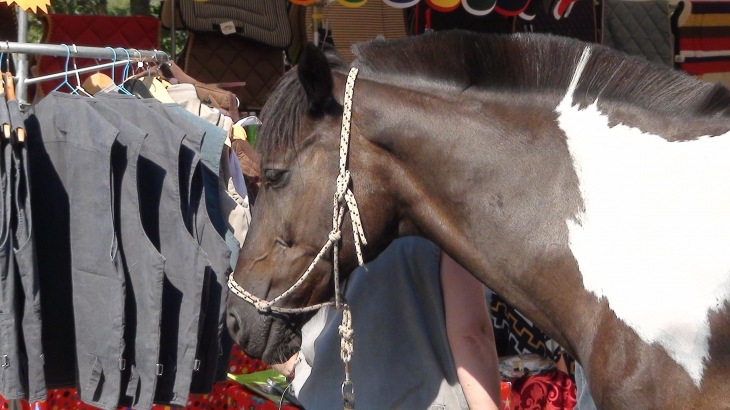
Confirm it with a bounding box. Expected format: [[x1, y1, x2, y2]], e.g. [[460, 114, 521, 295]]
[[353, 30, 730, 116], [258, 30, 730, 160]]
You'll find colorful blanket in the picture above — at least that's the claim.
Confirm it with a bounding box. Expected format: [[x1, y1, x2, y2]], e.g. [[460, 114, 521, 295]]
[[677, 1, 730, 87]]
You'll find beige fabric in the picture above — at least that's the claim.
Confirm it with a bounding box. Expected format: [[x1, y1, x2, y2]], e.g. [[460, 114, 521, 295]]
[[306, 2, 407, 62], [167, 82, 199, 101], [168, 83, 233, 133], [219, 145, 251, 247]]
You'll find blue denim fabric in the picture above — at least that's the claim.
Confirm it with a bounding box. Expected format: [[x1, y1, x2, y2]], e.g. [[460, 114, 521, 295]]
[[159, 104, 238, 388], [93, 93, 209, 407], [11, 98, 47, 403], [27, 93, 124, 409], [88, 100, 166, 410]]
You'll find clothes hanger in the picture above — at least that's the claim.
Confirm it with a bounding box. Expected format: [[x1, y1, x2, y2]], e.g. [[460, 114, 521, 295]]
[[117, 48, 137, 96], [71, 44, 93, 97], [52, 44, 79, 94], [81, 47, 126, 95], [143, 52, 176, 104], [99, 47, 133, 96], [120, 49, 155, 99], [129, 49, 152, 78]]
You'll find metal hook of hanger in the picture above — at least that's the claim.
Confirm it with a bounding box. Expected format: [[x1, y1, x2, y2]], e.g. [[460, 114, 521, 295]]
[[121, 48, 131, 80], [101, 47, 132, 95], [138, 49, 151, 76], [119, 48, 134, 95], [105, 46, 118, 84], [52, 44, 74, 93], [118, 48, 133, 95], [71, 44, 92, 97], [120, 48, 132, 87], [152, 49, 161, 77], [129, 48, 144, 73]]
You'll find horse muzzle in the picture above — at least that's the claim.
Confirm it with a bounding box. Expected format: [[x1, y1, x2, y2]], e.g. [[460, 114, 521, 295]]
[[226, 296, 302, 364]]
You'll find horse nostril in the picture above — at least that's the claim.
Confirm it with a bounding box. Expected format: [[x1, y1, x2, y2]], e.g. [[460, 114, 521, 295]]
[[227, 309, 242, 339]]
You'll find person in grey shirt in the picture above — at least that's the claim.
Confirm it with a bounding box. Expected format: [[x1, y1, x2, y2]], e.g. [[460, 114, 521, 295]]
[[276, 237, 501, 410]]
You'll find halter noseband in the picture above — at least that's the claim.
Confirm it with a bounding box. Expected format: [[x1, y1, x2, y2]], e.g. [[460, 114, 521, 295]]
[[227, 67, 366, 315]]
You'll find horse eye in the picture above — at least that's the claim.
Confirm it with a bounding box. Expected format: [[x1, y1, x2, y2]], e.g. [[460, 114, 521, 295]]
[[264, 169, 288, 187], [265, 169, 284, 181]]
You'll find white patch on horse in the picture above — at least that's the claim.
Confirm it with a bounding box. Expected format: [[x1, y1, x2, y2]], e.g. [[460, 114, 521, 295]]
[[556, 46, 730, 387]]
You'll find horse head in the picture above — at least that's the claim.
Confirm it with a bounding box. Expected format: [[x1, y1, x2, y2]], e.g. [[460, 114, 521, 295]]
[[226, 44, 400, 364]]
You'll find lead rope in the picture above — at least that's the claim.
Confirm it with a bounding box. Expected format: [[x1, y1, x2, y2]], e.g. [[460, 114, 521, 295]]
[[334, 67, 360, 410], [227, 67, 363, 408]]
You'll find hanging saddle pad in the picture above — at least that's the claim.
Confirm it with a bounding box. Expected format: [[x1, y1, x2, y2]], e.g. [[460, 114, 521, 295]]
[[602, 0, 674, 67], [177, 0, 291, 49], [35, 14, 160, 97], [305, 1, 407, 62], [181, 31, 284, 111]]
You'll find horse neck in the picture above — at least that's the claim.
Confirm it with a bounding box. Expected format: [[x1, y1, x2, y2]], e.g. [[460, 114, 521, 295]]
[[351, 76, 598, 360]]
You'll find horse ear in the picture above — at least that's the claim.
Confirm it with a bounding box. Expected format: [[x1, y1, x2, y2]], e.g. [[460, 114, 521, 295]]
[[298, 43, 339, 118]]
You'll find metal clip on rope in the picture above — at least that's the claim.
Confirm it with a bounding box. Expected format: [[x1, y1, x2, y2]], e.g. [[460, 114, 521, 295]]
[[340, 302, 355, 409]]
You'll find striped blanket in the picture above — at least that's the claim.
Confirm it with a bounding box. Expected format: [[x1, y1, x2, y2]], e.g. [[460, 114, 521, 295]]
[[677, 1, 730, 87]]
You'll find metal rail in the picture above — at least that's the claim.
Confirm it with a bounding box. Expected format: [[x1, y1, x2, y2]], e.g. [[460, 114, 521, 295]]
[[0, 42, 169, 62], [1, 38, 169, 107], [24, 60, 133, 85]]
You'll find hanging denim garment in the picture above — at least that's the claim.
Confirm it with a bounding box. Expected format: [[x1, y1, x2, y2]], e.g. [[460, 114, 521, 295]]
[[93, 94, 209, 407], [26, 93, 124, 410], [0, 100, 24, 401], [154, 104, 235, 392], [8, 97, 47, 403], [88, 100, 166, 410]]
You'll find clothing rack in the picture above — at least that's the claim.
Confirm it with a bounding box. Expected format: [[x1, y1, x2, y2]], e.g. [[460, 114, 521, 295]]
[[1, 41, 169, 107]]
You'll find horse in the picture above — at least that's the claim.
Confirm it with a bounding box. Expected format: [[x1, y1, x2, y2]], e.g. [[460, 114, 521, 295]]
[[225, 30, 730, 410]]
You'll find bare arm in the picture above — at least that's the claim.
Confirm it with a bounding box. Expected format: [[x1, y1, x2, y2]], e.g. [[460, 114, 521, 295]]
[[441, 251, 501, 410]]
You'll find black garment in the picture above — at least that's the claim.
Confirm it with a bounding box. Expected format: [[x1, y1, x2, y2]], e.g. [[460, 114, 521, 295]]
[[26, 93, 124, 409], [165, 106, 238, 384], [0, 110, 23, 400], [154, 104, 233, 393], [26, 101, 75, 390], [140, 100, 204, 232], [93, 94, 209, 407], [87, 100, 166, 410], [123, 79, 155, 100], [10, 99, 47, 403]]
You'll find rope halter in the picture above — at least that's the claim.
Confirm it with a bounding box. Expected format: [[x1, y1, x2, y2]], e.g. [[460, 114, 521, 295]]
[[227, 66, 366, 314]]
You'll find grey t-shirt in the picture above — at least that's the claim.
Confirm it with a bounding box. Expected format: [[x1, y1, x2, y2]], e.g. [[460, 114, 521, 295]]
[[294, 237, 469, 410]]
